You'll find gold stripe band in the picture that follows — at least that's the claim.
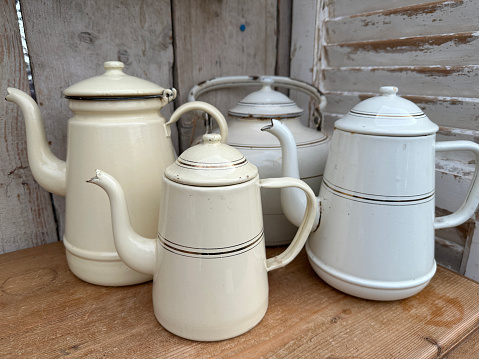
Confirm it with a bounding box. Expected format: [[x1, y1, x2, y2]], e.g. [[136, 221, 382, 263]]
[[349, 110, 425, 118], [176, 158, 248, 169], [158, 230, 264, 257], [323, 180, 434, 203]]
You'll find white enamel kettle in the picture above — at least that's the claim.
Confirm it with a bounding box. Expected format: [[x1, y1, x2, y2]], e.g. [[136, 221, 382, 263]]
[[264, 86, 479, 301], [6, 61, 226, 286], [189, 76, 329, 245], [87, 102, 317, 341]]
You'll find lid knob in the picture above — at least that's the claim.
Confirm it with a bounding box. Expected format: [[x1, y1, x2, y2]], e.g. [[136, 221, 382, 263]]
[[260, 77, 274, 90], [203, 133, 222, 143], [103, 61, 125, 76], [379, 86, 398, 96]]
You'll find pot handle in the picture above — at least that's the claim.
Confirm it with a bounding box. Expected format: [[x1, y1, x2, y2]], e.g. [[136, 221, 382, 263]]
[[188, 75, 326, 128], [260, 177, 318, 272], [164, 101, 228, 143], [434, 141, 479, 229]]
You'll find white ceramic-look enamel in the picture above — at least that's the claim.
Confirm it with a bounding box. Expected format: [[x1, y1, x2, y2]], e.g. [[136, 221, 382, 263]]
[[88, 112, 317, 341], [264, 86, 479, 301]]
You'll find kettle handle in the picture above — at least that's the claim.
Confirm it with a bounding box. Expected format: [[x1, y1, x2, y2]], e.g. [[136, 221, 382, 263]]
[[188, 75, 326, 128], [434, 140, 479, 229], [260, 177, 318, 272], [164, 101, 228, 143]]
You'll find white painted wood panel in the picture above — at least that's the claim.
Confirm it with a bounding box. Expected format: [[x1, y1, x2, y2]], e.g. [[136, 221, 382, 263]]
[[327, 0, 433, 18], [323, 66, 478, 97], [0, 0, 58, 253], [326, 0, 477, 44], [326, 32, 479, 67]]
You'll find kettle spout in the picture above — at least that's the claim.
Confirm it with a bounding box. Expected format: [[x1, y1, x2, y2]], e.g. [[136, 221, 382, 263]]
[[261, 119, 320, 229], [87, 170, 156, 275], [6, 88, 66, 196]]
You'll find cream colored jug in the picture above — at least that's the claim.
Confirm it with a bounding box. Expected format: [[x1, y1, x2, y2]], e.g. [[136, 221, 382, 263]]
[[264, 86, 479, 301], [189, 76, 329, 246], [88, 102, 317, 341], [6, 61, 227, 286]]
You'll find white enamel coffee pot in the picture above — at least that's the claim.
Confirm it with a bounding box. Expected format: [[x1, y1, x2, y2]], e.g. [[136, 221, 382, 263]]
[[6, 61, 226, 286], [264, 86, 479, 301], [87, 102, 317, 341], [189, 76, 329, 246]]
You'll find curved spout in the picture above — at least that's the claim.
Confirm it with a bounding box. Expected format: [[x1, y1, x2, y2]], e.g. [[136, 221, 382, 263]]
[[87, 170, 156, 275], [261, 119, 320, 229], [6, 88, 66, 196]]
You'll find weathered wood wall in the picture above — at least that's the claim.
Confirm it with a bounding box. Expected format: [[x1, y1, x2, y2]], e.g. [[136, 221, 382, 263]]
[[0, 0, 58, 253], [290, 0, 479, 278], [0, 0, 287, 253], [171, 0, 280, 151]]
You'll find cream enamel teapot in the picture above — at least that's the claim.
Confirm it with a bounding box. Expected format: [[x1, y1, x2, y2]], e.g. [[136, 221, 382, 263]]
[[6, 61, 226, 286], [264, 86, 479, 301], [87, 102, 317, 341], [189, 76, 329, 245]]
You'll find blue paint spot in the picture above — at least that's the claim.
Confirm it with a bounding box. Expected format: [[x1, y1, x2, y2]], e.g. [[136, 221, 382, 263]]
[[240, 24, 246, 32]]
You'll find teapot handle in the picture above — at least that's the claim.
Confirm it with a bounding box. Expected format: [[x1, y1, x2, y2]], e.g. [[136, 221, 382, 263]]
[[434, 140, 479, 229], [260, 177, 318, 272], [164, 101, 228, 143], [188, 75, 326, 128]]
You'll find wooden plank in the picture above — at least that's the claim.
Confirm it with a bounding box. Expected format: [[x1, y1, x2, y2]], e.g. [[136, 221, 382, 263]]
[[326, 32, 479, 67], [289, 0, 317, 126], [323, 66, 478, 97], [326, 0, 478, 44], [20, 0, 176, 238], [2, 242, 479, 357], [172, 0, 278, 151], [445, 329, 479, 358], [327, 0, 433, 18], [323, 93, 479, 131], [0, 0, 58, 253], [276, 0, 292, 79]]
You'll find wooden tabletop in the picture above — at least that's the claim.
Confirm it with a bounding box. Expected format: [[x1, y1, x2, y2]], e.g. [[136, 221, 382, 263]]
[[1, 241, 479, 358]]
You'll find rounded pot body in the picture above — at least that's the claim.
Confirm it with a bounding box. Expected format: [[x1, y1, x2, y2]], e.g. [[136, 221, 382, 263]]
[[153, 176, 268, 341], [307, 130, 437, 300], [228, 116, 329, 245], [64, 99, 176, 286]]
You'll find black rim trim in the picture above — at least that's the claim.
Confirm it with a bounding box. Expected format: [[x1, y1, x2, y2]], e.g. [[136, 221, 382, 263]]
[[64, 94, 166, 101]]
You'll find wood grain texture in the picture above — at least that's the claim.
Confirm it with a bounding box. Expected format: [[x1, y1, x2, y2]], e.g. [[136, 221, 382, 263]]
[[445, 328, 479, 358], [326, 0, 434, 18], [275, 0, 292, 79], [326, 0, 477, 44], [326, 32, 479, 67], [0, 0, 58, 253], [172, 0, 278, 151], [1, 241, 479, 358], [323, 66, 478, 97], [289, 0, 318, 127], [20, 0, 176, 239]]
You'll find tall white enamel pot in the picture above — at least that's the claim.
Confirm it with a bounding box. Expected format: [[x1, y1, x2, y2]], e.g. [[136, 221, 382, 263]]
[[265, 86, 479, 301]]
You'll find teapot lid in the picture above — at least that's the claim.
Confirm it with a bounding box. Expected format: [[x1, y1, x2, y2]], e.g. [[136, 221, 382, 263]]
[[335, 86, 439, 136], [63, 61, 168, 100], [228, 78, 303, 118], [165, 133, 258, 186]]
